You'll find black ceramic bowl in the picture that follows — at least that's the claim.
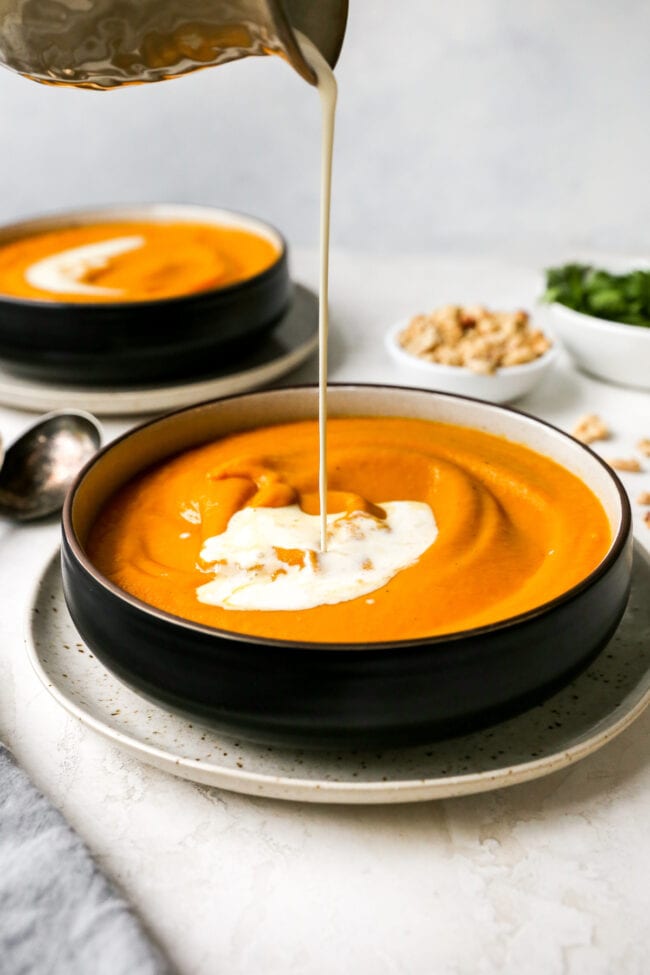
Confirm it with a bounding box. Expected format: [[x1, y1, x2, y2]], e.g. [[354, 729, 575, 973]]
[[61, 385, 633, 748], [0, 204, 291, 385]]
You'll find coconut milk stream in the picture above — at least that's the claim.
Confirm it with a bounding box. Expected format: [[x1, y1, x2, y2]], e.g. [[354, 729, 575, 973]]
[[294, 32, 337, 552]]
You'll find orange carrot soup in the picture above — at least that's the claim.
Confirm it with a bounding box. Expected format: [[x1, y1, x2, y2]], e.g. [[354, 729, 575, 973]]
[[87, 417, 612, 644], [0, 220, 280, 303]]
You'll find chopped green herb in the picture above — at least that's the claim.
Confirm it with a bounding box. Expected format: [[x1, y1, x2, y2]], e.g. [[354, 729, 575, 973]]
[[543, 264, 650, 327]]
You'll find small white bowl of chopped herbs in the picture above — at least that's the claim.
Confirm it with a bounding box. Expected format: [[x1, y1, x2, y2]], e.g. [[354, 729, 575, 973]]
[[386, 304, 558, 404], [540, 262, 650, 389]]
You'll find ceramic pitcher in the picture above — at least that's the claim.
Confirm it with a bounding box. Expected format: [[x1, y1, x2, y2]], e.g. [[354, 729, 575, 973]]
[[0, 0, 348, 88]]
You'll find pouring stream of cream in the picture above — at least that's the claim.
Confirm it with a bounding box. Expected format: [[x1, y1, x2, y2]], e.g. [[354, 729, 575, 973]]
[[295, 32, 338, 552]]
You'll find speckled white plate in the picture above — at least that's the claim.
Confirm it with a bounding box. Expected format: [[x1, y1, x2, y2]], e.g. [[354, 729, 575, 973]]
[[0, 285, 318, 416], [25, 544, 650, 804]]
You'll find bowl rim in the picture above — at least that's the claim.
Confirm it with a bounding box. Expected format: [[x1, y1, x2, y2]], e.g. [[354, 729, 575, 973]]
[[546, 299, 650, 339], [386, 318, 559, 376], [0, 202, 288, 311], [62, 383, 632, 653]]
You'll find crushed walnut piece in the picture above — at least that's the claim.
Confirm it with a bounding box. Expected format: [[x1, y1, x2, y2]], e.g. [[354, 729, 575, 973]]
[[397, 305, 552, 374], [572, 413, 610, 445], [645, 511, 650, 530], [607, 457, 642, 473], [637, 491, 650, 505], [637, 438, 650, 457]]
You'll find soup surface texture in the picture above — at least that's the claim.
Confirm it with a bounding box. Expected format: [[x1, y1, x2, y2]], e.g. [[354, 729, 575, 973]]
[[87, 417, 611, 643], [0, 220, 279, 303]]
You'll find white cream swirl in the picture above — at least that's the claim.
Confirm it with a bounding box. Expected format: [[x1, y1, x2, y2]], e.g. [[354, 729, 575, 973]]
[[196, 501, 437, 612], [24, 235, 144, 296]]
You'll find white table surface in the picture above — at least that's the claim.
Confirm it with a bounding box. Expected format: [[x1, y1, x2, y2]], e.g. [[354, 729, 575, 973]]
[[2, 251, 649, 975]]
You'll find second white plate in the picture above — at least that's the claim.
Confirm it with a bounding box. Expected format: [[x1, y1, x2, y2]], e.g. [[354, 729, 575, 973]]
[[0, 284, 318, 416]]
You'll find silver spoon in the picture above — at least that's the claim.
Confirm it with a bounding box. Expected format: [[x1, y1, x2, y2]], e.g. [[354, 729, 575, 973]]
[[0, 411, 102, 521]]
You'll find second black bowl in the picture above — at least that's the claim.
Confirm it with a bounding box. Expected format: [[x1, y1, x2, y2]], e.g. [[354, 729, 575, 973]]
[[0, 204, 291, 385]]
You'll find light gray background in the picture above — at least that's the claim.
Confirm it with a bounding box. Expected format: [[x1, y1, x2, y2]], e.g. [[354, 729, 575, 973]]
[[0, 0, 648, 256]]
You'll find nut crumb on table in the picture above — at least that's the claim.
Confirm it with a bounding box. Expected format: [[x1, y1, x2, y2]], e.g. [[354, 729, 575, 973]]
[[645, 511, 650, 530], [397, 305, 551, 374], [607, 457, 643, 473], [572, 413, 610, 445], [637, 491, 650, 505], [637, 438, 650, 458]]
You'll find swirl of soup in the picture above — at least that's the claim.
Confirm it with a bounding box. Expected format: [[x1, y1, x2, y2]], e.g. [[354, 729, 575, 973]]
[[0, 220, 280, 303], [87, 417, 611, 643]]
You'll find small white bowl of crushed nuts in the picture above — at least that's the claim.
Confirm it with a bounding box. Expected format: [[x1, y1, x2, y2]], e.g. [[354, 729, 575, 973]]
[[386, 304, 558, 403]]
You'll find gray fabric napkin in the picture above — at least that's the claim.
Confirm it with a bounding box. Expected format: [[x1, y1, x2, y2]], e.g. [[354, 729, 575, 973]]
[[0, 745, 173, 975]]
